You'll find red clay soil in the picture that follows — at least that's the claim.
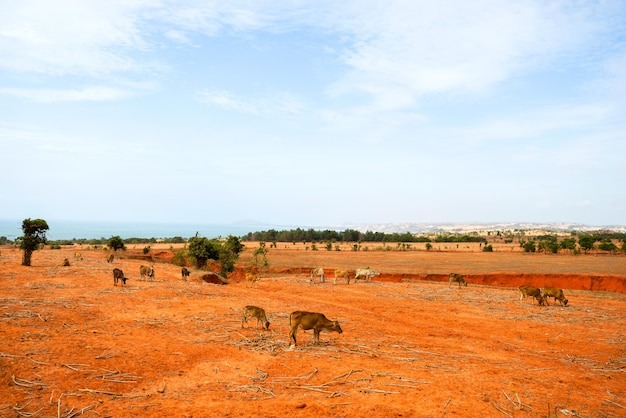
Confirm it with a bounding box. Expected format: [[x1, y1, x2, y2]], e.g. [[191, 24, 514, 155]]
[[1, 244, 625, 417]]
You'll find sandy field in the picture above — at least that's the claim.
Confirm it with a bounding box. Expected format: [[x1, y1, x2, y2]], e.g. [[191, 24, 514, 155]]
[[1, 243, 625, 417]]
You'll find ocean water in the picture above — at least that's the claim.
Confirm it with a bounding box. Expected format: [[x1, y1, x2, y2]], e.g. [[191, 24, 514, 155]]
[[0, 219, 266, 241]]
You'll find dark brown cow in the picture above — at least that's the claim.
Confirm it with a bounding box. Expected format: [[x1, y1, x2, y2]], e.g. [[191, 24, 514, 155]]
[[289, 311, 343, 346], [113, 268, 128, 286], [519, 285, 546, 306], [242, 306, 270, 330], [448, 273, 467, 288], [181, 267, 190, 280], [542, 286, 569, 306]]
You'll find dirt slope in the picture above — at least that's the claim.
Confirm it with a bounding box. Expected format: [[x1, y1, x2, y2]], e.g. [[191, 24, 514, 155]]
[[0, 245, 624, 417]]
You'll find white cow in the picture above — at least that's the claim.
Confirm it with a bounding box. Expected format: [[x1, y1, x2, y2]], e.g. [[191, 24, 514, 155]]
[[310, 267, 325, 284], [354, 268, 379, 282]]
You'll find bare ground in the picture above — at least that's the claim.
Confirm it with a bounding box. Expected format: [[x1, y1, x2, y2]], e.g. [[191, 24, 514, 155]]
[[0, 244, 625, 417]]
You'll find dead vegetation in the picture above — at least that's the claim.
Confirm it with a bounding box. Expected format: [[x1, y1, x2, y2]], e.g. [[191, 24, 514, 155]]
[[0, 245, 624, 416]]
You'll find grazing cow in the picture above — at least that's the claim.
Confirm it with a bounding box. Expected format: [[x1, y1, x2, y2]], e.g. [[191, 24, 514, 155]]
[[242, 306, 270, 330], [140, 265, 154, 281], [245, 272, 259, 288], [448, 273, 468, 288], [310, 267, 325, 284], [519, 285, 546, 306], [74, 252, 83, 261], [289, 311, 343, 346], [354, 268, 380, 282], [334, 269, 350, 285], [542, 286, 569, 306], [181, 267, 190, 280], [106, 254, 114, 263], [113, 268, 128, 286]]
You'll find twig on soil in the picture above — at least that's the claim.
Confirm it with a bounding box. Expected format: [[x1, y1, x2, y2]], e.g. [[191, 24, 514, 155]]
[[78, 388, 122, 397], [358, 388, 400, 394], [12, 400, 42, 417], [62, 363, 91, 372], [287, 385, 347, 397], [605, 399, 626, 409], [78, 388, 151, 399], [333, 369, 364, 381], [60, 404, 96, 418], [12, 375, 48, 388], [228, 384, 275, 397], [95, 351, 115, 359], [384, 383, 422, 389], [91, 369, 142, 382], [0, 352, 22, 358], [272, 367, 318, 382], [492, 401, 513, 417]]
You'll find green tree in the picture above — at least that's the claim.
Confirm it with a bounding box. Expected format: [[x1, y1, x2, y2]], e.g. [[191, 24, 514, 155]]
[[578, 235, 596, 254], [224, 235, 244, 256], [108, 236, 126, 252], [559, 238, 577, 253], [522, 241, 536, 253], [598, 239, 617, 253], [187, 234, 220, 269], [19, 218, 49, 266]]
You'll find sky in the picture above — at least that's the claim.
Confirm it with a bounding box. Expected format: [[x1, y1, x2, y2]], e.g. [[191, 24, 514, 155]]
[[1, 0, 625, 228]]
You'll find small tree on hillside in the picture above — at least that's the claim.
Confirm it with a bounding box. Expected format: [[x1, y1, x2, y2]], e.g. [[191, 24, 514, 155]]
[[19, 218, 49, 266], [108, 236, 126, 252], [578, 235, 596, 254], [188, 234, 221, 270]]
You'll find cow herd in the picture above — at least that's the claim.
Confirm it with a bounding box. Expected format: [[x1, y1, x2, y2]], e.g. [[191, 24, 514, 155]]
[[310, 267, 380, 285], [519, 285, 569, 306], [240, 305, 343, 347], [100, 253, 569, 346]]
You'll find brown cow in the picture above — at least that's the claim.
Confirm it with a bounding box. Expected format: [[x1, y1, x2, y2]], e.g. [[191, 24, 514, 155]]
[[245, 271, 259, 288], [334, 269, 350, 284], [519, 285, 546, 306], [181, 267, 190, 281], [113, 268, 128, 286], [542, 286, 569, 306], [242, 306, 270, 330], [140, 265, 154, 281], [106, 254, 114, 263], [448, 273, 467, 288], [289, 311, 343, 346]]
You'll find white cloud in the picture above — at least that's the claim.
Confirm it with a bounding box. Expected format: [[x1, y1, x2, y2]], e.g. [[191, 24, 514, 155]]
[[0, 86, 134, 102], [326, 0, 623, 107], [197, 89, 304, 115]]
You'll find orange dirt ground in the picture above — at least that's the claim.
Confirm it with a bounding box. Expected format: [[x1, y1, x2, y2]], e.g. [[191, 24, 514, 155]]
[[1, 243, 625, 417]]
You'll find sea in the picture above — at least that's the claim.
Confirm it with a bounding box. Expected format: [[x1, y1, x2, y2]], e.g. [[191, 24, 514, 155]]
[[0, 219, 273, 241]]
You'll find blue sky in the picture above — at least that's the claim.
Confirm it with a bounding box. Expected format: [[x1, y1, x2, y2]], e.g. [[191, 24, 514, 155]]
[[1, 1, 625, 228]]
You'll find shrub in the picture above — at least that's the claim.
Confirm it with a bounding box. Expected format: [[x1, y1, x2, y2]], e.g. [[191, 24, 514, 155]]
[[482, 244, 493, 252], [522, 241, 536, 253]]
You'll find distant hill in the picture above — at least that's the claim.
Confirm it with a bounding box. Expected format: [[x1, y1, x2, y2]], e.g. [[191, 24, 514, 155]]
[[323, 222, 626, 234]]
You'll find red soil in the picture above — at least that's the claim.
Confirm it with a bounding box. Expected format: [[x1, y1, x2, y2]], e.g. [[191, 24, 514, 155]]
[[1, 244, 624, 417]]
